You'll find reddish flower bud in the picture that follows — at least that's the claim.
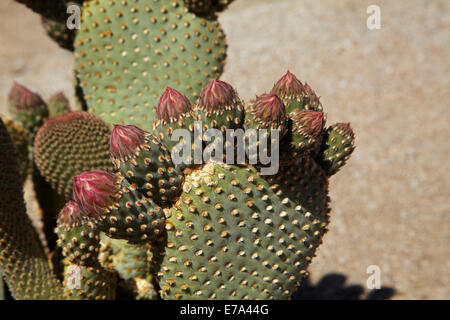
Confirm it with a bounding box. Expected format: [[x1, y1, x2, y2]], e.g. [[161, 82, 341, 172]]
[[57, 201, 86, 230], [271, 71, 304, 98], [251, 93, 287, 126], [292, 110, 324, 138], [8, 82, 45, 112], [73, 170, 119, 220], [303, 82, 320, 100], [110, 124, 147, 161], [198, 79, 237, 114], [156, 87, 192, 123], [48, 91, 69, 105]]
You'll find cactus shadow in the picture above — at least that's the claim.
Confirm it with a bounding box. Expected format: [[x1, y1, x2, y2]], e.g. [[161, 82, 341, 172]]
[[291, 273, 395, 300]]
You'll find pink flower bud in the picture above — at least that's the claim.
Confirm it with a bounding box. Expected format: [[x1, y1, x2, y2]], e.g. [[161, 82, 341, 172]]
[[57, 201, 86, 229], [8, 82, 45, 112], [156, 87, 192, 122], [292, 110, 324, 138], [110, 124, 147, 161], [252, 93, 287, 126], [73, 170, 119, 220], [271, 71, 304, 98], [198, 79, 237, 113]]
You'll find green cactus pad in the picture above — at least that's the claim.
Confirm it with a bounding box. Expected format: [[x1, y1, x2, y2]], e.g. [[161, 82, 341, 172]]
[[63, 263, 116, 300], [1, 117, 30, 181], [95, 176, 166, 244], [243, 94, 288, 165], [56, 201, 101, 266], [152, 88, 202, 169], [0, 119, 63, 300], [110, 125, 184, 204], [42, 17, 76, 51], [266, 157, 330, 228], [102, 236, 150, 280], [158, 162, 328, 299], [34, 111, 113, 199], [75, 0, 227, 130], [288, 110, 325, 155], [317, 123, 355, 176], [47, 91, 71, 117], [8, 82, 49, 142]]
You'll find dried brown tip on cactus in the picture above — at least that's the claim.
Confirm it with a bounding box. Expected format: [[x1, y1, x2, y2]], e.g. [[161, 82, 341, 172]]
[[156, 87, 192, 123], [198, 79, 237, 114], [271, 70, 304, 98], [110, 124, 148, 162], [73, 170, 119, 221]]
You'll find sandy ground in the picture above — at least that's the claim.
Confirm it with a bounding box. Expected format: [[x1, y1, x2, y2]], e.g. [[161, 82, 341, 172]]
[[0, 0, 449, 299]]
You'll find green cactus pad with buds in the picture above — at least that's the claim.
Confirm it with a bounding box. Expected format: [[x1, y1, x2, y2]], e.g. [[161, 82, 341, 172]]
[[317, 123, 355, 176], [56, 201, 101, 266], [75, 0, 228, 130], [0, 119, 63, 300], [152, 88, 201, 168], [289, 110, 325, 155], [34, 111, 113, 199], [73, 171, 166, 244], [195, 79, 244, 131], [158, 162, 328, 299], [271, 71, 323, 114], [8, 82, 49, 142], [110, 125, 184, 204]]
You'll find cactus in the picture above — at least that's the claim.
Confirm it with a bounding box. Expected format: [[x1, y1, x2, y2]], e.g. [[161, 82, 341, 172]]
[[47, 91, 71, 117], [0, 119, 63, 299], [41, 17, 76, 51], [0, 117, 30, 181], [3, 1, 356, 300], [8, 82, 49, 143], [74, 0, 228, 130], [34, 111, 113, 199]]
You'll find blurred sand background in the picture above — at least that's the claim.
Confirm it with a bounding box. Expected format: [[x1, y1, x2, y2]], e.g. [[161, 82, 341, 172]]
[[0, 0, 449, 299]]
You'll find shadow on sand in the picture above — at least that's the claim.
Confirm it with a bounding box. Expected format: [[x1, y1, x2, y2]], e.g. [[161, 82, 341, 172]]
[[292, 273, 395, 300]]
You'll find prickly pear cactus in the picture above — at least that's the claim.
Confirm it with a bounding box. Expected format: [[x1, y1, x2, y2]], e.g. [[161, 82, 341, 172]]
[[3, 1, 356, 301], [56, 72, 354, 300], [0, 119, 63, 300], [34, 111, 113, 199], [74, 0, 228, 129]]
